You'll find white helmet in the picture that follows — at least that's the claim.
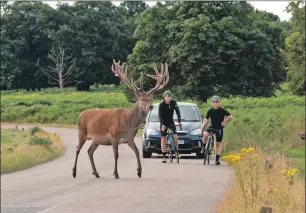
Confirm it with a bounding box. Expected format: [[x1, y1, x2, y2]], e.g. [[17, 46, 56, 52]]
[[212, 95, 221, 102]]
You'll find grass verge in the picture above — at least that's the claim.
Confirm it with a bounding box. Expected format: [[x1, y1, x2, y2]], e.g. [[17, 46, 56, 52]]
[[216, 147, 304, 213], [1, 127, 64, 174]]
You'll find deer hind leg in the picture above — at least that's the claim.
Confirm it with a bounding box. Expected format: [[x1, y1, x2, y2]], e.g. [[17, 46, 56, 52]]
[[112, 140, 120, 179], [88, 142, 100, 178], [128, 140, 142, 178], [72, 132, 87, 178]]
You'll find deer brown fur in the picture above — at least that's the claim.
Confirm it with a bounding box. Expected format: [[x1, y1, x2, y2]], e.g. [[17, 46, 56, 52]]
[[72, 59, 169, 179]]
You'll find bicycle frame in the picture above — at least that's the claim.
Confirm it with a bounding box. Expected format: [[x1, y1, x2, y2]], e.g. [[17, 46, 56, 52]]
[[166, 128, 175, 151], [205, 133, 214, 152], [165, 125, 179, 163], [203, 128, 220, 165]]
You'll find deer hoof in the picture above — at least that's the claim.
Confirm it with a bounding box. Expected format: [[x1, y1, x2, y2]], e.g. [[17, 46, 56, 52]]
[[137, 168, 142, 178], [114, 174, 120, 179], [93, 172, 100, 178], [72, 169, 76, 178]]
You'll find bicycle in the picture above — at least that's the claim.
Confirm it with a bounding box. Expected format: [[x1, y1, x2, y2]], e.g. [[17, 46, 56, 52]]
[[165, 125, 181, 163], [202, 128, 221, 165]]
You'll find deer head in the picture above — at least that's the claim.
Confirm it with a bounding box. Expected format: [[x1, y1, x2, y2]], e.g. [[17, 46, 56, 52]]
[[111, 59, 169, 112]]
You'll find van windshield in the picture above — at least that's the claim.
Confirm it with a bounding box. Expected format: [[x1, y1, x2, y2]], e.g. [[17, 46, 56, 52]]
[[148, 105, 200, 122]]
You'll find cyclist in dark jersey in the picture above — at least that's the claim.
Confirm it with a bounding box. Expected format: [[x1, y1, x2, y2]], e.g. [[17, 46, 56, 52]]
[[201, 95, 233, 165], [158, 90, 182, 163]]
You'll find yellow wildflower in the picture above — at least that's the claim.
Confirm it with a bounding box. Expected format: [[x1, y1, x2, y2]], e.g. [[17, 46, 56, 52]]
[[273, 188, 279, 192], [241, 147, 255, 153], [241, 148, 248, 153], [245, 147, 255, 153], [287, 168, 299, 176], [279, 170, 287, 175], [237, 152, 244, 157], [231, 155, 242, 163], [252, 154, 259, 158]]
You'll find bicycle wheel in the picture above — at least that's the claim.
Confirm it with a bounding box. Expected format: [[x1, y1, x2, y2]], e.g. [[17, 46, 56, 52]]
[[207, 136, 213, 164], [168, 145, 173, 163], [207, 147, 211, 164], [175, 149, 179, 164], [204, 137, 212, 165], [203, 143, 208, 165]]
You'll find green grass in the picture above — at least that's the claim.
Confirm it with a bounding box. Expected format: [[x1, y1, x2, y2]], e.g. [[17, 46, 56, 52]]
[[1, 86, 305, 174], [1, 129, 64, 174]]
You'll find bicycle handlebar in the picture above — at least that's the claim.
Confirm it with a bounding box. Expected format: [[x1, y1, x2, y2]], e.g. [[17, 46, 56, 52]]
[[203, 127, 222, 134], [165, 124, 182, 131]]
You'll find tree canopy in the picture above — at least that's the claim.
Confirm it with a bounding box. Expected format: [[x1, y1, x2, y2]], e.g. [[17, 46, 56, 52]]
[[0, 1, 303, 98], [284, 1, 305, 95]]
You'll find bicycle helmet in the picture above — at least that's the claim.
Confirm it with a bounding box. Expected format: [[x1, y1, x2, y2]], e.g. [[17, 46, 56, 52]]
[[212, 95, 221, 102], [163, 90, 173, 97]]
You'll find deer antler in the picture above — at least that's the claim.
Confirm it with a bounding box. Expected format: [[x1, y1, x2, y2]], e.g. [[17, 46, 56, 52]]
[[111, 60, 169, 94], [146, 62, 169, 94], [111, 60, 141, 94]]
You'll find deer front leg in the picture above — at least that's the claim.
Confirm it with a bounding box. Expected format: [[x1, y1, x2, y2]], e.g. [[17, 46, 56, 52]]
[[112, 140, 120, 179], [128, 140, 142, 178]]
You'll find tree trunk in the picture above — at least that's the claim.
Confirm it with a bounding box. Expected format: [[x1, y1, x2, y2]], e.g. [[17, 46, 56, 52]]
[[59, 76, 64, 92]]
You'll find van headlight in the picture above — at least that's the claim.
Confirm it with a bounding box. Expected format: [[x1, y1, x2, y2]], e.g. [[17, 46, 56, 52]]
[[147, 129, 159, 136], [190, 129, 202, 135]]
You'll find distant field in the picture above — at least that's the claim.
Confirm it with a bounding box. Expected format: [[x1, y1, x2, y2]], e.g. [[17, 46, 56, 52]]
[[1, 86, 305, 174]]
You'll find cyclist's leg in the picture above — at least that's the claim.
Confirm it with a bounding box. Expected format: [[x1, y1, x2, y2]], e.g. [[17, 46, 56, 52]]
[[215, 129, 224, 165], [161, 125, 168, 162], [172, 126, 180, 157], [172, 126, 178, 147], [201, 128, 210, 152]]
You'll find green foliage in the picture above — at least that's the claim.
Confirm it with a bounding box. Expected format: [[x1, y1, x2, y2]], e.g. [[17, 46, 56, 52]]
[[30, 126, 43, 136], [28, 136, 52, 146], [1, 1, 303, 98], [0, 1, 141, 91], [284, 2, 305, 95], [127, 2, 288, 99], [1, 88, 304, 171]]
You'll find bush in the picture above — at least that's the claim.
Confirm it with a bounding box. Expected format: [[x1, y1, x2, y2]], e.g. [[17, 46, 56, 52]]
[[30, 126, 43, 135], [28, 136, 52, 146]]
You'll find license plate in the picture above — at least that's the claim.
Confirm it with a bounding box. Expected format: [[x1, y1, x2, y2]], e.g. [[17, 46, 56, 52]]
[[178, 140, 184, 144]]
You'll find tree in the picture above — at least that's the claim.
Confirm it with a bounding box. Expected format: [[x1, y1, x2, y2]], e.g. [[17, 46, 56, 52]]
[[127, 2, 287, 98], [0, 2, 56, 90], [1, 1, 139, 91], [285, 2, 305, 95], [37, 43, 81, 91], [54, 1, 136, 91]]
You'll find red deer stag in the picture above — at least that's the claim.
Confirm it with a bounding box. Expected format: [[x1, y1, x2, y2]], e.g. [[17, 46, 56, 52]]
[[72, 59, 169, 179]]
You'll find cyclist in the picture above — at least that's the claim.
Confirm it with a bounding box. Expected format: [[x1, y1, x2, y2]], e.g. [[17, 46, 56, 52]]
[[201, 95, 232, 165], [158, 90, 182, 163]]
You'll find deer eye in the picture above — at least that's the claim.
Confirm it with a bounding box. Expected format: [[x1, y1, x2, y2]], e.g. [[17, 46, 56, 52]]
[[141, 98, 145, 101]]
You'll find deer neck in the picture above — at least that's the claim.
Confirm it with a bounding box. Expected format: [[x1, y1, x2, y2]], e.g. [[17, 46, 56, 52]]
[[129, 101, 146, 128]]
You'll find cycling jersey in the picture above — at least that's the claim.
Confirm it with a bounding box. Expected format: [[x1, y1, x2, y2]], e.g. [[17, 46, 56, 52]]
[[205, 107, 231, 129], [158, 100, 181, 126]]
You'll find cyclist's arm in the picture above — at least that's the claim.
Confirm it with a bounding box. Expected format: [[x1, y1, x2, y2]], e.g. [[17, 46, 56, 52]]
[[158, 103, 165, 126], [222, 109, 233, 124], [201, 118, 208, 131], [201, 110, 210, 130], [173, 101, 181, 123], [223, 115, 233, 123]]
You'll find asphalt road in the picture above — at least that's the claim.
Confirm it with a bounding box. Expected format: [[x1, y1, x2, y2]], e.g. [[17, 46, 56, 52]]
[[1, 125, 232, 213]]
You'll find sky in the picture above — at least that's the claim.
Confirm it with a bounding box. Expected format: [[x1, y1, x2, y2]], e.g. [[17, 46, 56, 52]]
[[44, 1, 292, 21]]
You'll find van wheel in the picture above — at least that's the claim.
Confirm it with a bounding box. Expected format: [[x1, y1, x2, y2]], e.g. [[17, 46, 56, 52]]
[[143, 149, 152, 158]]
